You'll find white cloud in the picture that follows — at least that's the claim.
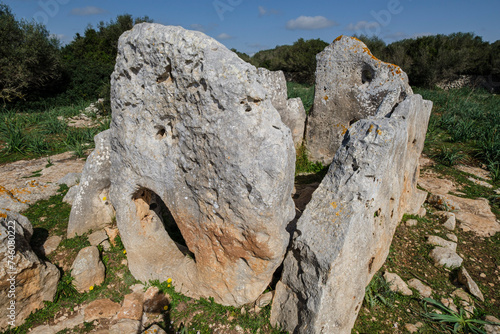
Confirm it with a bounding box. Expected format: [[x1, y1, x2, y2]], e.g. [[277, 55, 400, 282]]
[[345, 20, 380, 31], [70, 6, 107, 16], [216, 33, 233, 40], [286, 16, 338, 30], [258, 6, 279, 17], [258, 6, 266, 16]]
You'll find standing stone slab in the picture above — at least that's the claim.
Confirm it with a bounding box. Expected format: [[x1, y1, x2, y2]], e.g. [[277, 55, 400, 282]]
[[271, 93, 431, 333], [306, 36, 413, 165], [67, 130, 115, 237], [257, 68, 306, 148], [109, 23, 295, 307]]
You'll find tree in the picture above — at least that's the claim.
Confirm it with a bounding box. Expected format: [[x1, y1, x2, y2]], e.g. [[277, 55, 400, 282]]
[[60, 15, 153, 103], [0, 2, 62, 104]]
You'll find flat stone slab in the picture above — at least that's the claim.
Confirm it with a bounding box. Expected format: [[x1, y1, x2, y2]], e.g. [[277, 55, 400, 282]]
[[429, 247, 463, 269], [0, 152, 85, 212], [427, 235, 457, 251]]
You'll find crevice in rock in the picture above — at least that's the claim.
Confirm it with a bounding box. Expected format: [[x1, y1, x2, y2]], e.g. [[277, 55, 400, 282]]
[[157, 64, 173, 84]]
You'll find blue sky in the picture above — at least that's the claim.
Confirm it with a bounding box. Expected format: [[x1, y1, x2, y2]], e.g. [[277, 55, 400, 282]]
[[4, 0, 500, 55]]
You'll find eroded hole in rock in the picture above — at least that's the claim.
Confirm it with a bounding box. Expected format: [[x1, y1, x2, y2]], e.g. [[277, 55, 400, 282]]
[[133, 187, 194, 259], [361, 66, 374, 84], [368, 256, 375, 273], [157, 64, 173, 84], [348, 118, 358, 126], [155, 126, 166, 140]]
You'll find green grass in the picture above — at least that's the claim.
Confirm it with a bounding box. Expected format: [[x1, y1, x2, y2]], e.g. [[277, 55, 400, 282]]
[[286, 82, 314, 114], [416, 87, 500, 177], [0, 101, 110, 164]]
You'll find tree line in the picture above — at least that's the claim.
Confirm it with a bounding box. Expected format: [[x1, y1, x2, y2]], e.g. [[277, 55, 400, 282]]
[[244, 33, 500, 87], [0, 2, 151, 110], [1, 0, 499, 110]]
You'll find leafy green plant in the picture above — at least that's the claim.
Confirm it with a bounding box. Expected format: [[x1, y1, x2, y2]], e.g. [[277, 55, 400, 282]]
[[364, 273, 396, 308], [45, 156, 53, 168], [487, 160, 500, 183], [0, 119, 27, 154], [295, 144, 326, 175], [422, 297, 492, 333]]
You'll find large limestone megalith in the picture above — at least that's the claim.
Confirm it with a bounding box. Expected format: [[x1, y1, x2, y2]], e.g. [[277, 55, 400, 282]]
[[306, 36, 413, 165], [270, 37, 431, 333], [109, 23, 295, 307]]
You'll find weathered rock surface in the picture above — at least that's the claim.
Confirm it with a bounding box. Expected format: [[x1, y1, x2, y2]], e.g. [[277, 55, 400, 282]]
[[418, 174, 455, 195], [256, 291, 274, 308], [455, 165, 491, 181], [116, 292, 144, 321], [449, 195, 500, 237], [407, 278, 432, 298], [0, 213, 60, 330], [88, 230, 108, 246], [41, 235, 62, 256], [71, 246, 105, 292], [109, 23, 295, 307], [257, 68, 306, 148], [305, 35, 413, 165], [485, 315, 500, 334], [271, 90, 431, 333], [62, 185, 79, 205], [384, 272, 413, 296], [144, 324, 167, 334], [458, 267, 484, 302], [435, 211, 456, 230], [67, 130, 115, 237], [84, 298, 121, 322], [427, 235, 457, 251], [109, 319, 141, 334], [0, 152, 85, 213], [57, 172, 81, 187], [429, 247, 463, 269]]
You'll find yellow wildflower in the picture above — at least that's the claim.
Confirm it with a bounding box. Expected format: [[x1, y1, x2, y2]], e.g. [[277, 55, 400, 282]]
[[163, 305, 168, 311], [89, 286, 94, 291], [167, 278, 172, 283]]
